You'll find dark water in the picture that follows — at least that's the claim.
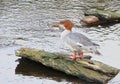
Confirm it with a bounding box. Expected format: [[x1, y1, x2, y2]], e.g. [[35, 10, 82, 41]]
[[0, 0, 120, 84]]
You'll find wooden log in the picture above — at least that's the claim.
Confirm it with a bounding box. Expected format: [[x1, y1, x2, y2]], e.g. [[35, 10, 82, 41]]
[[85, 8, 120, 20], [16, 48, 119, 84], [80, 8, 120, 26]]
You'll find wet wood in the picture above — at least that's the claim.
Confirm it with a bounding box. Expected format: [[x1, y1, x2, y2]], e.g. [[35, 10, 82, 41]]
[[16, 48, 119, 84], [83, 8, 120, 25], [85, 8, 120, 19]]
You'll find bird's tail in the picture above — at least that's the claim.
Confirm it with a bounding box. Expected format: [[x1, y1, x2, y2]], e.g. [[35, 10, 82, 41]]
[[94, 50, 101, 55], [91, 45, 101, 55], [83, 46, 101, 55], [88, 47, 101, 56]]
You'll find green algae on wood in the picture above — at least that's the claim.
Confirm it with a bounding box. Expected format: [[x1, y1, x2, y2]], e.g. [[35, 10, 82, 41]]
[[83, 8, 120, 26], [85, 8, 120, 19], [16, 48, 119, 84]]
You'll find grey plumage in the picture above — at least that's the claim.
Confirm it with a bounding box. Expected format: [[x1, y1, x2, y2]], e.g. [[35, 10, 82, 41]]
[[63, 32, 99, 46], [62, 32, 100, 54]]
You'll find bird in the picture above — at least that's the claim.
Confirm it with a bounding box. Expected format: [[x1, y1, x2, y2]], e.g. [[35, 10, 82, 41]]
[[52, 20, 101, 59]]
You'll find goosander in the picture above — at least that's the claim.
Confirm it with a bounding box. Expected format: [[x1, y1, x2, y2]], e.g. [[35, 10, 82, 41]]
[[53, 20, 101, 59]]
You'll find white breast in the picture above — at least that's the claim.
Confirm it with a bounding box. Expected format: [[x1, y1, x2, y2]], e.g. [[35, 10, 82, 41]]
[[61, 30, 71, 39]]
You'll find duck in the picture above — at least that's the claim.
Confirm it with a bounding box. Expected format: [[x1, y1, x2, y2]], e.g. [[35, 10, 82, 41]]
[[53, 20, 101, 59]]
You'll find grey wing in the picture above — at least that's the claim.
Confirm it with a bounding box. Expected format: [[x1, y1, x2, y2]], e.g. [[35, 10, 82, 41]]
[[63, 34, 79, 47], [65, 33, 99, 47]]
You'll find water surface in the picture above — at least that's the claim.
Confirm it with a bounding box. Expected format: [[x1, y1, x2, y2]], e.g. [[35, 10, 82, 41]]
[[0, 0, 120, 84]]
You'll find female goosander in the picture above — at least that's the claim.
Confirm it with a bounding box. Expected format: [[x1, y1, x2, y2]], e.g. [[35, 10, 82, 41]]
[[53, 20, 101, 59]]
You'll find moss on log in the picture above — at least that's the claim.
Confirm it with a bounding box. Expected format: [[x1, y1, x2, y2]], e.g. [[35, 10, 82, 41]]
[[16, 48, 119, 84], [83, 8, 120, 25], [85, 8, 120, 19]]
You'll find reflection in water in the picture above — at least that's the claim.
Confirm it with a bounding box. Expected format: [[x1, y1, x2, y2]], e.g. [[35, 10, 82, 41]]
[[15, 58, 96, 84]]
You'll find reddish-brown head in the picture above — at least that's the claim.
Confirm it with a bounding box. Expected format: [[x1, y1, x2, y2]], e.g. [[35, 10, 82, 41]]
[[52, 20, 74, 31], [60, 20, 74, 30]]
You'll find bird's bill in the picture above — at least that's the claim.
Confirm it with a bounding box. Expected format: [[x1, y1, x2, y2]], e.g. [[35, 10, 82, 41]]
[[52, 24, 60, 27]]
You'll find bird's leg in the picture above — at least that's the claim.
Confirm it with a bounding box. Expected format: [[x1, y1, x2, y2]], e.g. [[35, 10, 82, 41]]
[[78, 52, 83, 59], [69, 51, 77, 59]]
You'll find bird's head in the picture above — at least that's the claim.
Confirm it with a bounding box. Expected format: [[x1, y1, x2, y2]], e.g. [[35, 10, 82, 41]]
[[52, 20, 74, 31]]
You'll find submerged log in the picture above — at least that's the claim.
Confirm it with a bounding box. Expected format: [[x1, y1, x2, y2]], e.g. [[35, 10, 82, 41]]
[[16, 48, 119, 84], [80, 8, 120, 26], [85, 8, 120, 20]]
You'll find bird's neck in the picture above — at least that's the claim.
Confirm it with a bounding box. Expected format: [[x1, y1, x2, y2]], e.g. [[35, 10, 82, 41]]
[[61, 30, 71, 39]]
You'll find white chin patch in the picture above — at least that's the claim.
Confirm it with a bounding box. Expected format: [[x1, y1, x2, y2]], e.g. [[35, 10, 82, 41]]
[[59, 25, 66, 30]]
